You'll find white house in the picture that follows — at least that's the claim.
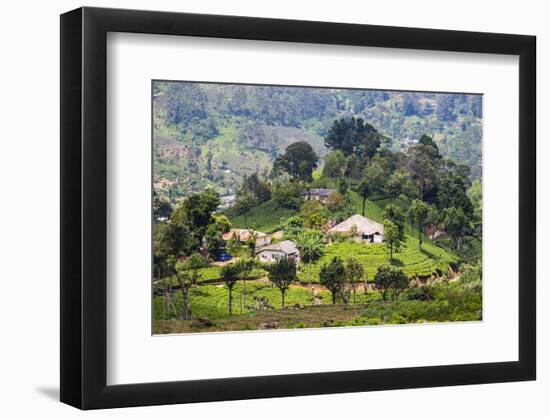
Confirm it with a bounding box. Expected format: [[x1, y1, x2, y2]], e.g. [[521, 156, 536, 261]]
[[256, 240, 300, 263], [328, 214, 384, 243]]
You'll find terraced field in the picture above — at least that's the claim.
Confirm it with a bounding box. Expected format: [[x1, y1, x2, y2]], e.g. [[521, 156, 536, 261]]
[[153, 281, 381, 322], [297, 237, 456, 283]]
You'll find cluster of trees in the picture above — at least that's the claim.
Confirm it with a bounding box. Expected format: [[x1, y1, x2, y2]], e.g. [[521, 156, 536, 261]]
[[320, 118, 480, 255], [318, 257, 410, 304], [232, 140, 321, 215], [154, 189, 228, 264]]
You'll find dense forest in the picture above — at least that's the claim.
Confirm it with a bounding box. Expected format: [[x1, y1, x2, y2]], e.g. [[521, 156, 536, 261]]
[[153, 82, 482, 202]]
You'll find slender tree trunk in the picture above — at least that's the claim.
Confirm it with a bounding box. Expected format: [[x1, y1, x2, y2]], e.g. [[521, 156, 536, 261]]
[[228, 288, 233, 315], [362, 197, 366, 217], [353, 288, 356, 305], [332, 291, 337, 304], [418, 225, 422, 250], [281, 289, 285, 308], [181, 288, 190, 320]]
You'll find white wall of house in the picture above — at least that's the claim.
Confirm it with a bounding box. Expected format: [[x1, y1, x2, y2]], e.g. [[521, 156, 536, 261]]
[[258, 249, 286, 262], [257, 250, 299, 263]]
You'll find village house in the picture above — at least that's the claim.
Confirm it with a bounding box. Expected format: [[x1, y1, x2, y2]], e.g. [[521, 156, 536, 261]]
[[256, 240, 300, 263], [222, 228, 272, 247], [301, 188, 337, 205], [328, 214, 384, 243]]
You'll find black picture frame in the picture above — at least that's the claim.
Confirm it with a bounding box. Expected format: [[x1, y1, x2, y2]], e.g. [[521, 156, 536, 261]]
[[60, 6, 536, 410]]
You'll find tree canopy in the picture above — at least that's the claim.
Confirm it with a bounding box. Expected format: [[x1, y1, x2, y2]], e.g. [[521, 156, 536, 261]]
[[273, 141, 318, 182]]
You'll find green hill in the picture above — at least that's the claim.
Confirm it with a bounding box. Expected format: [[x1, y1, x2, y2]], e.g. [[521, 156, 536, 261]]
[[153, 81, 482, 201]]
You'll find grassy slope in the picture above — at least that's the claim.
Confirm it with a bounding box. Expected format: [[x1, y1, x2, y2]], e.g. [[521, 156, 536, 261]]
[[297, 237, 456, 283], [223, 199, 298, 233]]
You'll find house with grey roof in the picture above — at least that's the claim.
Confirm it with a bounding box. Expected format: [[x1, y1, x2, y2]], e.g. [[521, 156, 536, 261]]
[[301, 188, 337, 205], [256, 240, 300, 263]]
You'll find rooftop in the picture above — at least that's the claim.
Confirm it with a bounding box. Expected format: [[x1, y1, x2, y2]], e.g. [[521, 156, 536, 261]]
[[328, 214, 384, 235], [256, 240, 299, 255]]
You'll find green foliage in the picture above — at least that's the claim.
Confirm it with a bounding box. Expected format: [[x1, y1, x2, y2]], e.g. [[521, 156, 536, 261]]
[[323, 150, 346, 178], [383, 204, 406, 242], [294, 229, 325, 283], [406, 142, 440, 202], [374, 265, 409, 301], [383, 220, 400, 260], [345, 257, 365, 304], [297, 236, 455, 284], [300, 200, 327, 229], [442, 207, 471, 251], [280, 215, 304, 239], [324, 117, 384, 160], [224, 198, 298, 233], [267, 257, 297, 307], [408, 199, 430, 249], [171, 189, 221, 248], [239, 173, 271, 204], [273, 141, 318, 182], [221, 263, 240, 314], [270, 176, 302, 209], [319, 257, 346, 304], [384, 170, 408, 200]]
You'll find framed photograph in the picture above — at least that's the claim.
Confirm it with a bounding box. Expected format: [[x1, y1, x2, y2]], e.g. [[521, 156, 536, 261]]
[[60, 6, 536, 410]]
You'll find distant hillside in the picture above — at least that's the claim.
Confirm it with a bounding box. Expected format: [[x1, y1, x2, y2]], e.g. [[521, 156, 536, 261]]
[[153, 81, 482, 201]]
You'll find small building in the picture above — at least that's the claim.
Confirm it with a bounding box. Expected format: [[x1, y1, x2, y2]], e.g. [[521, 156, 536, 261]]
[[256, 240, 300, 263], [222, 229, 272, 247], [301, 188, 337, 205], [328, 214, 384, 243]]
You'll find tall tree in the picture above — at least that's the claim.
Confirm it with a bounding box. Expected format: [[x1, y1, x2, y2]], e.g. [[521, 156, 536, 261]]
[[345, 257, 364, 305], [357, 175, 372, 217], [171, 189, 220, 249], [273, 141, 318, 182], [234, 257, 255, 313], [384, 170, 408, 201], [442, 207, 470, 251], [267, 257, 297, 307], [406, 142, 440, 202], [361, 158, 387, 198], [221, 263, 239, 315], [174, 255, 203, 320], [234, 189, 255, 228], [322, 150, 346, 178], [408, 199, 430, 250], [383, 220, 400, 260], [383, 204, 406, 242], [319, 257, 346, 304], [294, 230, 325, 284]]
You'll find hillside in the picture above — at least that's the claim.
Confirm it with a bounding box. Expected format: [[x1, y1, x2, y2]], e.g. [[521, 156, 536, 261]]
[[153, 81, 482, 201]]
